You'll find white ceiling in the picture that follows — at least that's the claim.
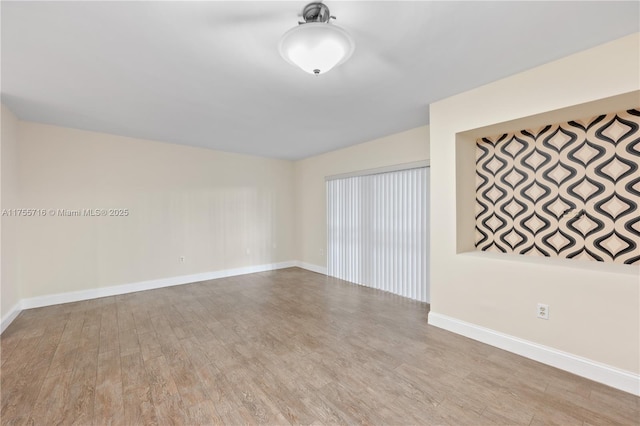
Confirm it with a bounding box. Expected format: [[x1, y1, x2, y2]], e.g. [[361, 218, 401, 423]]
[[2, 1, 638, 160]]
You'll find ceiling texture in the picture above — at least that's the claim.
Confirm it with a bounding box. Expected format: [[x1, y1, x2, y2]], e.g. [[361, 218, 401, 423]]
[[2, 1, 639, 160]]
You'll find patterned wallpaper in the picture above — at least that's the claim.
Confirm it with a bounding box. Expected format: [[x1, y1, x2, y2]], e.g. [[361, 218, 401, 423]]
[[475, 108, 639, 265]]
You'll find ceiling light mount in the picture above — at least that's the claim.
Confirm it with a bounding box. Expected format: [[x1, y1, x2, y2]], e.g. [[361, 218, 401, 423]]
[[299, 2, 335, 24], [279, 2, 355, 76]]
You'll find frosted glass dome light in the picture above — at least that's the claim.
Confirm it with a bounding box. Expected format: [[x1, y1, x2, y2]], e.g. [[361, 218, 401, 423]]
[[278, 3, 355, 75]]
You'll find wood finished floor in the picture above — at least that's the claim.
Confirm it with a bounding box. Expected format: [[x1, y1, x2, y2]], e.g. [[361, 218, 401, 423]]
[[1, 268, 638, 425]]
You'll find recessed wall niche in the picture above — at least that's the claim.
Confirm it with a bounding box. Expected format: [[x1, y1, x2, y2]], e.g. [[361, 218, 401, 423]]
[[474, 108, 639, 265]]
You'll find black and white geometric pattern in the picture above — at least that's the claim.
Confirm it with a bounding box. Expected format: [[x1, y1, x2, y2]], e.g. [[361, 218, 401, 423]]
[[475, 108, 640, 265]]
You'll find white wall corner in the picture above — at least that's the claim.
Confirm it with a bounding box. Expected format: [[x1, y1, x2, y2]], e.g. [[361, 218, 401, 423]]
[[1, 302, 22, 334], [295, 261, 327, 275], [428, 312, 640, 397]]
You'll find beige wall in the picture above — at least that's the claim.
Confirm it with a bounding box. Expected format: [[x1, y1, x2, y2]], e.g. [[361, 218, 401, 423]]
[[294, 126, 430, 268], [1, 105, 21, 319], [8, 117, 429, 302], [430, 33, 640, 373], [17, 122, 295, 299]]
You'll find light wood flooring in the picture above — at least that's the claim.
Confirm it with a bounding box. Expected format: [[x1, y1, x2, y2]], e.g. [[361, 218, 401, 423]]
[[1, 268, 638, 425]]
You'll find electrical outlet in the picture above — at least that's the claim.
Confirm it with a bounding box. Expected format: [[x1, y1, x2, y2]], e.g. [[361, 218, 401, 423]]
[[179, 256, 185, 263], [537, 303, 549, 320]]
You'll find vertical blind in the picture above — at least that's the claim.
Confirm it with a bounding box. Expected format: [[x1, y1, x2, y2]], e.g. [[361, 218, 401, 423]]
[[327, 166, 430, 302]]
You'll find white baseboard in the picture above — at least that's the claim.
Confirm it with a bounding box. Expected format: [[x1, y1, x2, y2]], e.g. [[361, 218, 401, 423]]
[[295, 261, 327, 275], [20, 261, 297, 310], [1, 302, 22, 334], [428, 312, 640, 396], [0, 261, 297, 335]]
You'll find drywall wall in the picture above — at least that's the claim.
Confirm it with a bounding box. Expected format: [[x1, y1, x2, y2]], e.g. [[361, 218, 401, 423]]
[[17, 122, 295, 299], [7, 119, 429, 314], [429, 33, 640, 375], [1, 105, 21, 322], [294, 126, 429, 270]]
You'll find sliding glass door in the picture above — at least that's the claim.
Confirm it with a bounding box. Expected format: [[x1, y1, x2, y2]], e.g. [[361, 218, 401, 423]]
[[327, 166, 430, 302]]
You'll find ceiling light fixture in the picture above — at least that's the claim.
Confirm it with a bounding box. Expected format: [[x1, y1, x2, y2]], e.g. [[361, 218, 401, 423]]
[[278, 2, 355, 76]]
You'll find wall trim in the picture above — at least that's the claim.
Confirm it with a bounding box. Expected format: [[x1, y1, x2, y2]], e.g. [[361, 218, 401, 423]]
[[20, 261, 297, 310], [428, 312, 640, 396], [0, 261, 299, 335], [295, 261, 327, 275], [0, 302, 22, 334]]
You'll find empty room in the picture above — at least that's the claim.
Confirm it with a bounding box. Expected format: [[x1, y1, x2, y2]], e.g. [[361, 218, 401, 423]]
[[1, 1, 639, 425]]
